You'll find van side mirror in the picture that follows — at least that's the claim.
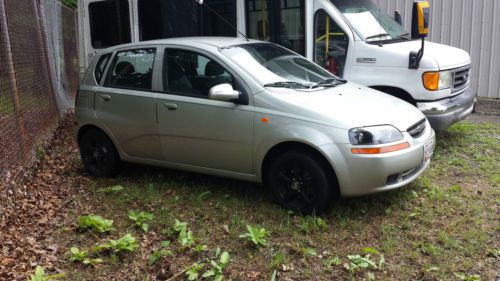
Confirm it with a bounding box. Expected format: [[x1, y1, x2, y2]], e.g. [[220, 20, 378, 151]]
[[394, 10, 402, 25], [209, 84, 240, 102], [411, 1, 430, 39], [409, 1, 430, 69]]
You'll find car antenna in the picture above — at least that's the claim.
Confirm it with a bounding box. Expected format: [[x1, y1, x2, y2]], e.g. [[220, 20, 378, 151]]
[[195, 0, 250, 41]]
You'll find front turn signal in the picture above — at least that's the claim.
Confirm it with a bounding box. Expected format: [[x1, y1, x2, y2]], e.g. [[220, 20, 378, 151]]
[[351, 142, 410, 154], [423, 72, 439, 91]]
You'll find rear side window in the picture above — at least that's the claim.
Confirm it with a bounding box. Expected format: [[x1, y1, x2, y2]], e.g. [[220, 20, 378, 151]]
[[94, 53, 111, 84], [88, 0, 131, 49], [105, 48, 156, 91]]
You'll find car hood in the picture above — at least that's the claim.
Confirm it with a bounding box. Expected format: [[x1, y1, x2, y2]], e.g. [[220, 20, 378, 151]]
[[260, 82, 426, 131], [381, 40, 471, 70]]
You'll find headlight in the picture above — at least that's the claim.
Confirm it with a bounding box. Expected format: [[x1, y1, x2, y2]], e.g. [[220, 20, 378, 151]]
[[423, 71, 453, 91], [348, 125, 404, 145]]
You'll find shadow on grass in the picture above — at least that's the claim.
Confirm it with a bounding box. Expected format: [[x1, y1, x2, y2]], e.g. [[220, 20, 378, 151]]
[[84, 160, 420, 223]]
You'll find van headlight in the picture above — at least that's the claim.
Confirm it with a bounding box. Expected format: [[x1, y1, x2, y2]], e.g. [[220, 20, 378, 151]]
[[423, 71, 453, 91], [349, 125, 404, 145]]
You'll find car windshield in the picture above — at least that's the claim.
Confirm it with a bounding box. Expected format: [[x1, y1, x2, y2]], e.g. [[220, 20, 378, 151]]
[[331, 0, 409, 42], [221, 43, 337, 88]]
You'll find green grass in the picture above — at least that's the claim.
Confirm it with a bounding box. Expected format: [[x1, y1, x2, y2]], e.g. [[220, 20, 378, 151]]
[[54, 121, 499, 280]]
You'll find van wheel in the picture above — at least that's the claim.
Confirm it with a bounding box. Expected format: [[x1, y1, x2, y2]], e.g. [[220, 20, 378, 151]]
[[79, 129, 120, 177], [267, 151, 332, 214]]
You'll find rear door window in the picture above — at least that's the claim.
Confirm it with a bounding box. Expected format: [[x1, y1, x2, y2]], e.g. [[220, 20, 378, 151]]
[[105, 49, 156, 91], [88, 0, 131, 49]]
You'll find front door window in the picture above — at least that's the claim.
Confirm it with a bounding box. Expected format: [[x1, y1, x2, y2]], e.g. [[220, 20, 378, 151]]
[[314, 10, 349, 77]]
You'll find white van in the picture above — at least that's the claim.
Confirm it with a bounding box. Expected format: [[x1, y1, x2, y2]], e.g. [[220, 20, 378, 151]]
[[78, 0, 476, 130]]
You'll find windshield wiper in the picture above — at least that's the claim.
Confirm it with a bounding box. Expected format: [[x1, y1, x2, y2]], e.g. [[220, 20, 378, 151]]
[[311, 78, 347, 89], [365, 33, 391, 41], [264, 82, 308, 89], [395, 33, 410, 40]]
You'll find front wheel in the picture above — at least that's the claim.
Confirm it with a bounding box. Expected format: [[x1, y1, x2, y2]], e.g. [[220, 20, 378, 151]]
[[79, 129, 120, 177], [267, 151, 333, 214]]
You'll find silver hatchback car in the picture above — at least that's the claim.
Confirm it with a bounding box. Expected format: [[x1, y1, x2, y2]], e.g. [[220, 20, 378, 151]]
[[76, 37, 435, 213]]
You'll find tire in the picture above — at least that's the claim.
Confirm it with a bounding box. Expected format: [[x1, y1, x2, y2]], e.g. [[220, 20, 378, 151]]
[[79, 129, 120, 177], [267, 151, 333, 215]]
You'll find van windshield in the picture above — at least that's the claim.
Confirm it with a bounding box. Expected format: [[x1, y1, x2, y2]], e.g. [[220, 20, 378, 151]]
[[331, 0, 409, 42], [221, 43, 336, 87]]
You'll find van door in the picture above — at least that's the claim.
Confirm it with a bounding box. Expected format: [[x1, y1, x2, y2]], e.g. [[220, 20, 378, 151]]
[[83, 0, 133, 67], [312, 1, 354, 78], [245, 0, 306, 56]]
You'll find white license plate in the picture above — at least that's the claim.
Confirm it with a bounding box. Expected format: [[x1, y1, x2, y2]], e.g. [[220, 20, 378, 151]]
[[423, 138, 435, 162]]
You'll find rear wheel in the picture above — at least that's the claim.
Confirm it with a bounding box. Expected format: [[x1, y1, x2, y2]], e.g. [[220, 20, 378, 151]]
[[79, 129, 120, 177], [267, 151, 333, 214]]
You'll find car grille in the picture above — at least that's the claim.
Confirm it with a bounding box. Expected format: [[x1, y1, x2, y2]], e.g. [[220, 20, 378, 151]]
[[407, 119, 426, 138], [452, 65, 471, 93]]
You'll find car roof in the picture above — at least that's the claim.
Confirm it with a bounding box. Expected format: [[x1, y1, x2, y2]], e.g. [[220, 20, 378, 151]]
[[101, 37, 261, 52]]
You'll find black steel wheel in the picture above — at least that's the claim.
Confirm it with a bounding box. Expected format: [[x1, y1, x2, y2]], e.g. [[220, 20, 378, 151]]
[[79, 129, 120, 177], [268, 151, 332, 214]]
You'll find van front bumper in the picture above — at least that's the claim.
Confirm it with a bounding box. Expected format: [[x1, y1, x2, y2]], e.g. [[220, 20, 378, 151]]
[[416, 88, 476, 131]]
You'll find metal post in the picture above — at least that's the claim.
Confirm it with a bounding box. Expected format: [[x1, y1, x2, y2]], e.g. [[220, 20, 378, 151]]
[[34, 0, 60, 113], [0, 0, 27, 159]]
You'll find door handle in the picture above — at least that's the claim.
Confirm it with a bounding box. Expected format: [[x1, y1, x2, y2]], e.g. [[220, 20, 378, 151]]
[[163, 103, 178, 110], [100, 94, 111, 101]]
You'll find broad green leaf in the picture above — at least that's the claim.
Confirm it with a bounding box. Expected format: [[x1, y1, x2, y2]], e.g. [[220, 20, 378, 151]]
[[361, 247, 380, 255], [220, 251, 230, 264]]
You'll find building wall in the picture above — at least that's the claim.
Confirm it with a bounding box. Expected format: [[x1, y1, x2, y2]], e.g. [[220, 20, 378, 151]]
[[374, 0, 500, 98]]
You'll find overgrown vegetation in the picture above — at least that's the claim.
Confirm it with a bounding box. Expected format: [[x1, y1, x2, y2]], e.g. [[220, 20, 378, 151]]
[[42, 121, 500, 280], [60, 0, 77, 9], [77, 215, 113, 233]]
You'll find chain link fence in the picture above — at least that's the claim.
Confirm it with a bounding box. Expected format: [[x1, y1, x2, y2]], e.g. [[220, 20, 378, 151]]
[[0, 0, 77, 187]]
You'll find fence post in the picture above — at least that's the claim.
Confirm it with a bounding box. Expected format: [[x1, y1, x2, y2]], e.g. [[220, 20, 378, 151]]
[[0, 0, 27, 159]]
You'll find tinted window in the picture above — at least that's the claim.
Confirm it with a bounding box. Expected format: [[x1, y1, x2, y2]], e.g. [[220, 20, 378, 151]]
[[163, 49, 234, 98], [105, 49, 156, 91], [246, 0, 305, 55], [138, 0, 236, 41], [94, 53, 111, 84], [246, 0, 270, 41], [89, 0, 131, 49], [314, 10, 349, 76]]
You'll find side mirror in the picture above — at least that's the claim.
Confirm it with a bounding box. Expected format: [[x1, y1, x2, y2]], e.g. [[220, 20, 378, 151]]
[[209, 84, 240, 102], [394, 10, 402, 25], [411, 1, 430, 39]]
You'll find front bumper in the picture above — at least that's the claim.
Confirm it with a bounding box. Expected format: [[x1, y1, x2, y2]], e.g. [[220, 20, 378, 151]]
[[326, 123, 435, 197], [416, 87, 477, 131]]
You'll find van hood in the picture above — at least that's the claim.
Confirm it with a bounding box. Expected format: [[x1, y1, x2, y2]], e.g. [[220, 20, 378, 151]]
[[262, 82, 426, 132], [380, 40, 471, 70]]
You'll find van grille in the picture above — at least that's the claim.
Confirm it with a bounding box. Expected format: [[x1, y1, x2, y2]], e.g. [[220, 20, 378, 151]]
[[407, 119, 426, 138], [452, 66, 470, 93]]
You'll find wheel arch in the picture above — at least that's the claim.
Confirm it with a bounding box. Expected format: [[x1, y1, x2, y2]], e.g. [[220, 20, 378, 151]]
[[77, 124, 109, 145], [261, 141, 340, 196], [370, 86, 416, 106]]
